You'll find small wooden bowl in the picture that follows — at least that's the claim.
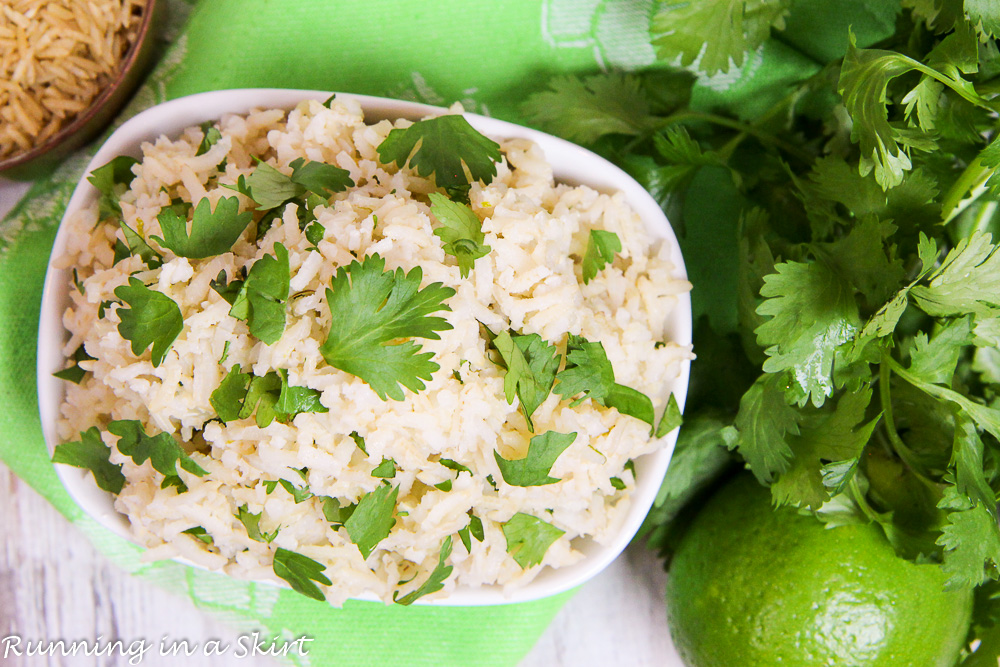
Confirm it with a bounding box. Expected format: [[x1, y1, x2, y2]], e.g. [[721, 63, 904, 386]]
[[0, 0, 165, 181]]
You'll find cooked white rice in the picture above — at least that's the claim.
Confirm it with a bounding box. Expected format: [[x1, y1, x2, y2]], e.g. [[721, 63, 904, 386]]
[[54, 97, 693, 604]]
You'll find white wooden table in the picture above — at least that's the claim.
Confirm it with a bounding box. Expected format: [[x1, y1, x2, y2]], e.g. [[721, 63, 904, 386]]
[[0, 177, 686, 667]]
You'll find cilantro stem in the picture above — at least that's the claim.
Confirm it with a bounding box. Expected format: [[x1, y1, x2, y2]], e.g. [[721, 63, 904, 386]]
[[941, 156, 996, 224], [848, 476, 882, 524], [877, 356, 938, 490], [652, 110, 813, 163]]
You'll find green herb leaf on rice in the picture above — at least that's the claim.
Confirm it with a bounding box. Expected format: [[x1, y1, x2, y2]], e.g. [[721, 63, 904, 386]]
[[113, 278, 184, 367], [272, 547, 331, 602], [107, 419, 207, 479], [87, 156, 139, 220], [52, 427, 125, 494], [393, 536, 454, 605], [377, 114, 502, 191], [229, 242, 290, 345], [320, 253, 455, 401], [119, 221, 163, 269], [492, 330, 559, 432], [581, 230, 622, 284], [344, 484, 398, 559], [495, 431, 576, 487], [151, 196, 252, 259], [428, 192, 491, 277], [237, 505, 279, 543], [53, 344, 95, 384], [502, 512, 564, 569]]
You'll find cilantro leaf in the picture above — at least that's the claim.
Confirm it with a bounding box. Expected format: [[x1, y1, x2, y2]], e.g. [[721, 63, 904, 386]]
[[393, 536, 454, 605], [210, 268, 245, 305], [274, 369, 328, 418], [581, 230, 622, 284], [108, 419, 207, 479], [344, 483, 398, 559], [87, 156, 138, 220], [493, 330, 559, 431], [272, 547, 331, 601], [839, 32, 990, 188], [322, 496, 357, 527], [938, 504, 1000, 590], [151, 196, 251, 259], [182, 526, 213, 545], [53, 344, 95, 384], [52, 427, 125, 494], [910, 231, 1000, 317], [237, 505, 278, 543], [651, 0, 792, 76], [502, 512, 565, 569], [907, 316, 974, 385], [120, 222, 163, 269], [756, 260, 860, 407], [495, 431, 576, 487], [520, 73, 660, 143], [372, 458, 397, 478], [655, 393, 684, 438], [288, 157, 354, 197], [377, 115, 502, 190], [244, 161, 303, 210], [114, 278, 184, 367], [428, 193, 491, 277], [211, 366, 325, 427], [725, 373, 800, 483], [771, 386, 880, 509], [554, 335, 616, 406], [230, 243, 290, 344], [196, 121, 222, 156], [320, 254, 455, 400]]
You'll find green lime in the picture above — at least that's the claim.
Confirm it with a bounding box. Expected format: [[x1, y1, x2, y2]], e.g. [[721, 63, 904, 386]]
[[665, 473, 973, 667]]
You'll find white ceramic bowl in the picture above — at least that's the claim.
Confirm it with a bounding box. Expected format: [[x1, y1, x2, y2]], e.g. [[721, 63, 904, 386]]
[[37, 89, 692, 605]]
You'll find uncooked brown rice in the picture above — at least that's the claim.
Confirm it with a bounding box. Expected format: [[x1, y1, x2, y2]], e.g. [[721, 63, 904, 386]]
[[0, 0, 145, 160]]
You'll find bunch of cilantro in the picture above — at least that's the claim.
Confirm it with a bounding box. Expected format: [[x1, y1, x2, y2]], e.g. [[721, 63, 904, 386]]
[[525, 0, 1000, 657]]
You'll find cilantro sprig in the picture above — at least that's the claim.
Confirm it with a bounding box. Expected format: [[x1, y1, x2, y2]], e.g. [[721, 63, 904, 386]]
[[272, 548, 330, 602], [495, 431, 576, 487], [210, 365, 328, 427], [377, 114, 502, 198], [525, 1, 1000, 628], [320, 254, 455, 400]]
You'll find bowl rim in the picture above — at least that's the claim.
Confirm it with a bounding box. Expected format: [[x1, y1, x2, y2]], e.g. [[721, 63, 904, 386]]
[[37, 88, 692, 606], [0, 0, 160, 173]]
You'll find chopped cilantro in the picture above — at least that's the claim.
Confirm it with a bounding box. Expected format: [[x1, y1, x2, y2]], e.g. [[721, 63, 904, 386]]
[[322, 496, 357, 527], [502, 512, 564, 569], [120, 222, 163, 269], [196, 121, 222, 156], [428, 193, 491, 277], [107, 419, 207, 479], [113, 278, 184, 367], [210, 364, 326, 427], [377, 114, 502, 191], [344, 483, 398, 559], [229, 243, 290, 344], [182, 526, 214, 545], [237, 505, 279, 543], [320, 254, 455, 400], [87, 156, 139, 220], [581, 230, 621, 284], [492, 330, 559, 432], [236, 158, 353, 210], [372, 458, 397, 478], [494, 431, 576, 487], [393, 536, 453, 605], [151, 196, 251, 259], [272, 548, 331, 602], [53, 344, 95, 384], [51, 427, 125, 494]]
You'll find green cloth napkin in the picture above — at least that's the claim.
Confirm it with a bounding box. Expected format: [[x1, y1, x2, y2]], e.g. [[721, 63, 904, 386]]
[[0, 1, 662, 665]]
